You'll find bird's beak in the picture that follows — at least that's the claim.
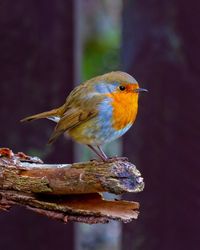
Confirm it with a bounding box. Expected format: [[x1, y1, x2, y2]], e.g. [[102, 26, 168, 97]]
[[134, 88, 148, 93]]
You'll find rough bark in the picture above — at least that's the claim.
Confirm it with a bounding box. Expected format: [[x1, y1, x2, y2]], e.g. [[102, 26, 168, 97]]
[[0, 148, 143, 224]]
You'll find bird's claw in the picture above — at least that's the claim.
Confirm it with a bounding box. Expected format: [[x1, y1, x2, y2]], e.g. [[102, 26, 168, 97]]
[[106, 156, 129, 162], [90, 156, 129, 163]]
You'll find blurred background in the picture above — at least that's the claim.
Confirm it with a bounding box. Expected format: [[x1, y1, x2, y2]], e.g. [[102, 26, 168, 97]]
[[0, 0, 199, 250]]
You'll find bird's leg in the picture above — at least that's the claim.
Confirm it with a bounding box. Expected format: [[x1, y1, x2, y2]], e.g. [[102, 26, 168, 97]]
[[87, 145, 108, 161], [97, 145, 108, 160], [97, 146, 128, 162], [88, 145, 127, 162]]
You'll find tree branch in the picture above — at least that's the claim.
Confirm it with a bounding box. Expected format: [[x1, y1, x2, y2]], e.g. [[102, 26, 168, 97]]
[[0, 148, 144, 224]]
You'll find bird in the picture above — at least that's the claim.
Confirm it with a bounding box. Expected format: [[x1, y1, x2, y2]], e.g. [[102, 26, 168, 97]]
[[21, 71, 147, 161]]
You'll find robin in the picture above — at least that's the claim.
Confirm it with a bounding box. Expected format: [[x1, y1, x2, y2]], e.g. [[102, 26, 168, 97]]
[[21, 71, 147, 161]]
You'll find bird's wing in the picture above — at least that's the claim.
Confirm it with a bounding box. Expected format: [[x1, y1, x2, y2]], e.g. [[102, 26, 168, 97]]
[[48, 89, 104, 144], [48, 108, 97, 144]]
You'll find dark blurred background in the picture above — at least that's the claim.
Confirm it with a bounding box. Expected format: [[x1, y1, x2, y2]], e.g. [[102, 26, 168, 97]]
[[0, 0, 199, 250]]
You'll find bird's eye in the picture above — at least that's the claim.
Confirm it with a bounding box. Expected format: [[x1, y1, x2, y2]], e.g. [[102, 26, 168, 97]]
[[119, 85, 126, 91]]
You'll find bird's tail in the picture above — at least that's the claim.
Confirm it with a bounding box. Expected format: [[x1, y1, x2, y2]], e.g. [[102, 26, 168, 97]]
[[21, 108, 61, 123]]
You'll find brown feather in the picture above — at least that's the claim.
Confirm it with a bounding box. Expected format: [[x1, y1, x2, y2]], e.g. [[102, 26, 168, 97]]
[[48, 108, 98, 144], [20, 107, 64, 122]]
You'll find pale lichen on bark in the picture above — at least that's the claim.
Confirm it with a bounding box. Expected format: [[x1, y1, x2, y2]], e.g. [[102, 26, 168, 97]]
[[0, 148, 144, 224]]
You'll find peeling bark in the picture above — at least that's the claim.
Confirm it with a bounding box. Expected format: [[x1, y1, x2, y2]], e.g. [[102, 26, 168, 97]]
[[0, 148, 144, 224]]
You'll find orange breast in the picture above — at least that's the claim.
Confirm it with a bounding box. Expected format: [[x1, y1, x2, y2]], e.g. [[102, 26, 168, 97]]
[[107, 92, 139, 130]]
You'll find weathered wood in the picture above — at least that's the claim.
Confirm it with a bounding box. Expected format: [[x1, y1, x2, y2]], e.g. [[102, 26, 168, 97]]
[[0, 191, 139, 224], [0, 150, 144, 195], [0, 148, 144, 224]]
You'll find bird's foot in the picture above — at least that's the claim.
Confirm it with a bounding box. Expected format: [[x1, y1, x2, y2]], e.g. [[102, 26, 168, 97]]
[[106, 156, 129, 162], [90, 156, 129, 163]]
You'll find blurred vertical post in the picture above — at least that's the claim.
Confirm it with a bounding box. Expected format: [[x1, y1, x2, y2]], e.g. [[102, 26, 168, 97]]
[[75, 1, 122, 250], [0, 0, 76, 249], [122, 0, 200, 249]]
